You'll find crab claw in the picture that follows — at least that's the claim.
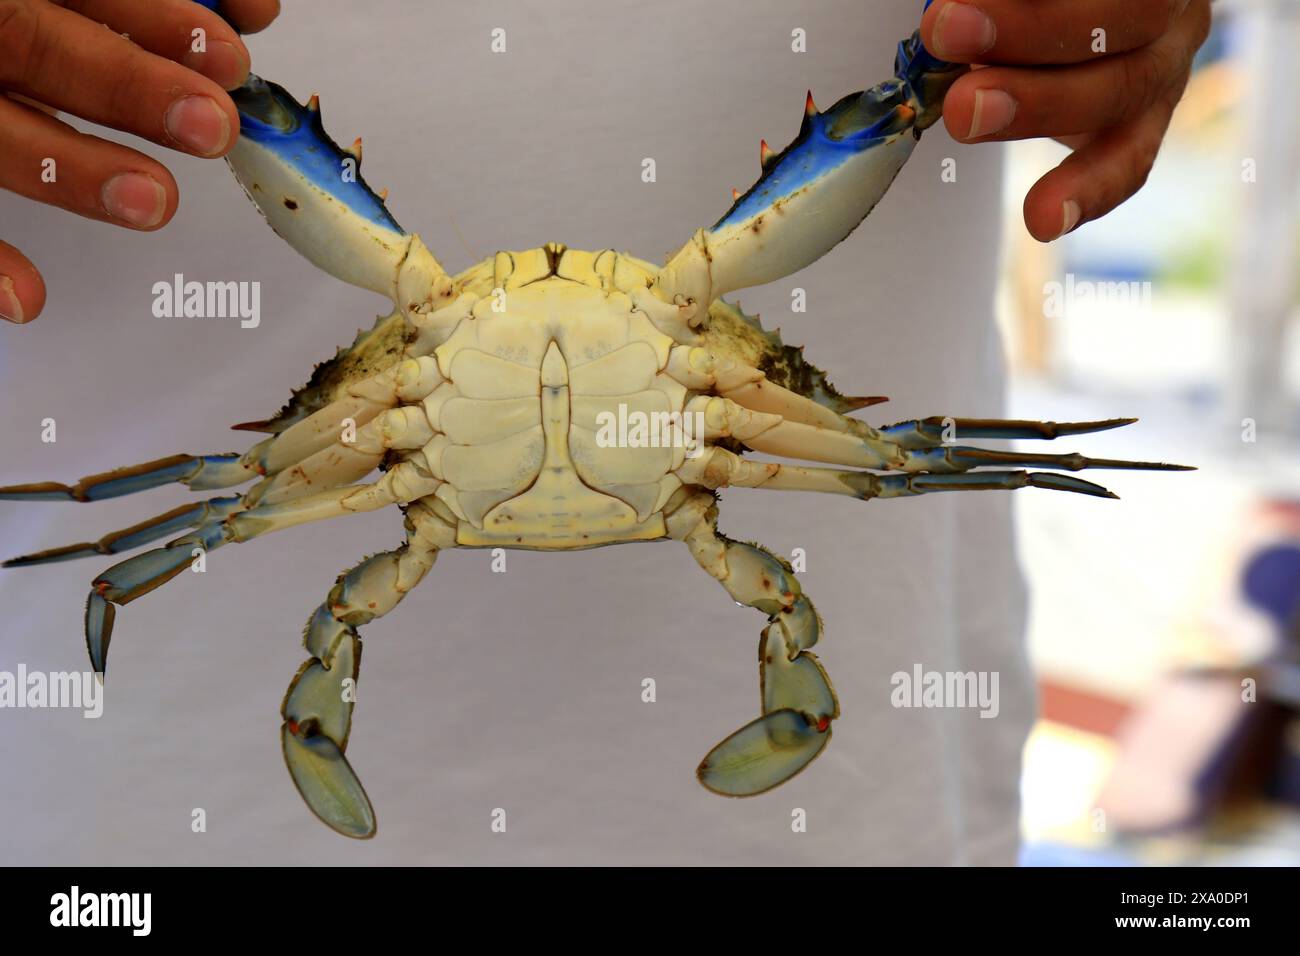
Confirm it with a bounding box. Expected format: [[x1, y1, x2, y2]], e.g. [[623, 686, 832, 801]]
[[653, 1, 969, 311], [226, 75, 411, 298], [697, 709, 831, 796]]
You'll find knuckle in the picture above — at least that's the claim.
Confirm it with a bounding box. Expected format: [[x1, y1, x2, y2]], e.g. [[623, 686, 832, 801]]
[[1116, 48, 1166, 119], [1126, 0, 1180, 49], [0, 0, 38, 85], [105, 53, 148, 128]]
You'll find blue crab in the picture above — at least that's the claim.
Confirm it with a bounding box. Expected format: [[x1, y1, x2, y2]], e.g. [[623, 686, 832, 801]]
[[1, 2, 1189, 838]]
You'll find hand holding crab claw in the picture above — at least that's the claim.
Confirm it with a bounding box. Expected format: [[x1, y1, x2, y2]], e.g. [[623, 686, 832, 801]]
[[0, 0, 280, 324], [919, 0, 1213, 241]]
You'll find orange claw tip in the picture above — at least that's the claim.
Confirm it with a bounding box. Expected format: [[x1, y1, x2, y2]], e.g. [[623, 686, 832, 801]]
[[378, 187, 389, 201], [805, 90, 818, 116], [306, 93, 321, 112], [760, 139, 775, 167], [731, 188, 741, 201]]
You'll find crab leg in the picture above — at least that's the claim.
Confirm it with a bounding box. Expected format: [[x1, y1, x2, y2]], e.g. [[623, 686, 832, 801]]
[[281, 500, 453, 838], [70, 459, 441, 676], [666, 491, 836, 796], [665, 346, 878, 434], [879, 416, 1139, 449], [678, 447, 1125, 500], [686, 396, 1190, 479], [2, 496, 244, 567], [652, 1, 966, 319], [0, 452, 258, 502]]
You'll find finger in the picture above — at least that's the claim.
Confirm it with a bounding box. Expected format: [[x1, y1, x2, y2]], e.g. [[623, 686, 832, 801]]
[[941, 0, 1207, 142], [0, 240, 46, 325], [920, 0, 1190, 65], [1022, 81, 1182, 242], [205, 0, 280, 35], [0, 94, 177, 229], [55, 0, 251, 90], [7, 91, 57, 116], [0, 1, 238, 157]]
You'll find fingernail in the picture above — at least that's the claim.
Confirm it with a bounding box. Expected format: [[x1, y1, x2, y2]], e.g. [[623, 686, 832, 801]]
[[164, 95, 230, 156], [933, 1, 996, 57], [183, 39, 249, 91], [0, 276, 23, 324], [101, 172, 166, 228], [967, 89, 1017, 139], [1057, 200, 1082, 239]]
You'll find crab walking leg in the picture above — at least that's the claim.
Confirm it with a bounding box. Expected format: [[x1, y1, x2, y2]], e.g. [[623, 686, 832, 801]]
[[3, 496, 246, 568], [281, 501, 454, 838], [666, 346, 885, 433], [80, 462, 441, 675], [878, 416, 1141, 449], [248, 406, 438, 507], [688, 396, 907, 468], [665, 492, 836, 796], [677, 446, 1128, 500], [0, 452, 259, 502], [687, 396, 1193, 479], [250, 356, 444, 474]]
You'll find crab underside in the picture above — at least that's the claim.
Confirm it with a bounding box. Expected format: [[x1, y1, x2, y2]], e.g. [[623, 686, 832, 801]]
[[1, 2, 1189, 838]]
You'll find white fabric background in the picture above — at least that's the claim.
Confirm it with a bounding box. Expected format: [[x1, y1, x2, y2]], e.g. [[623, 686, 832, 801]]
[[0, 0, 1030, 864]]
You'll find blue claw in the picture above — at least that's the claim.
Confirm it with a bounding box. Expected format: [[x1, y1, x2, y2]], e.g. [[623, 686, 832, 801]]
[[225, 75, 419, 297], [231, 75, 403, 235], [671, 2, 969, 302], [714, 3, 965, 235]]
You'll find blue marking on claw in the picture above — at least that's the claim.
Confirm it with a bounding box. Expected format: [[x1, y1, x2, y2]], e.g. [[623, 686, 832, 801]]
[[714, 91, 916, 231], [231, 75, 404, 235], [713, 4, 963, 233]]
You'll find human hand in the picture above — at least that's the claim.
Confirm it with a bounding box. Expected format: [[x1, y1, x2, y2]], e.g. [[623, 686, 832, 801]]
[[919, 0, 1213, 241], [0, 0, 280, 324]]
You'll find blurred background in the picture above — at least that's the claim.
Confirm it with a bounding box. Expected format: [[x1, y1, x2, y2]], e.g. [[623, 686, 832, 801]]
[[1008, 0, 1300, 865]]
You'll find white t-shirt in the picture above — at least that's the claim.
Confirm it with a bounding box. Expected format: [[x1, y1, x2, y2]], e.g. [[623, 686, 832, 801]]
[[0, 0, 1028, 864]]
